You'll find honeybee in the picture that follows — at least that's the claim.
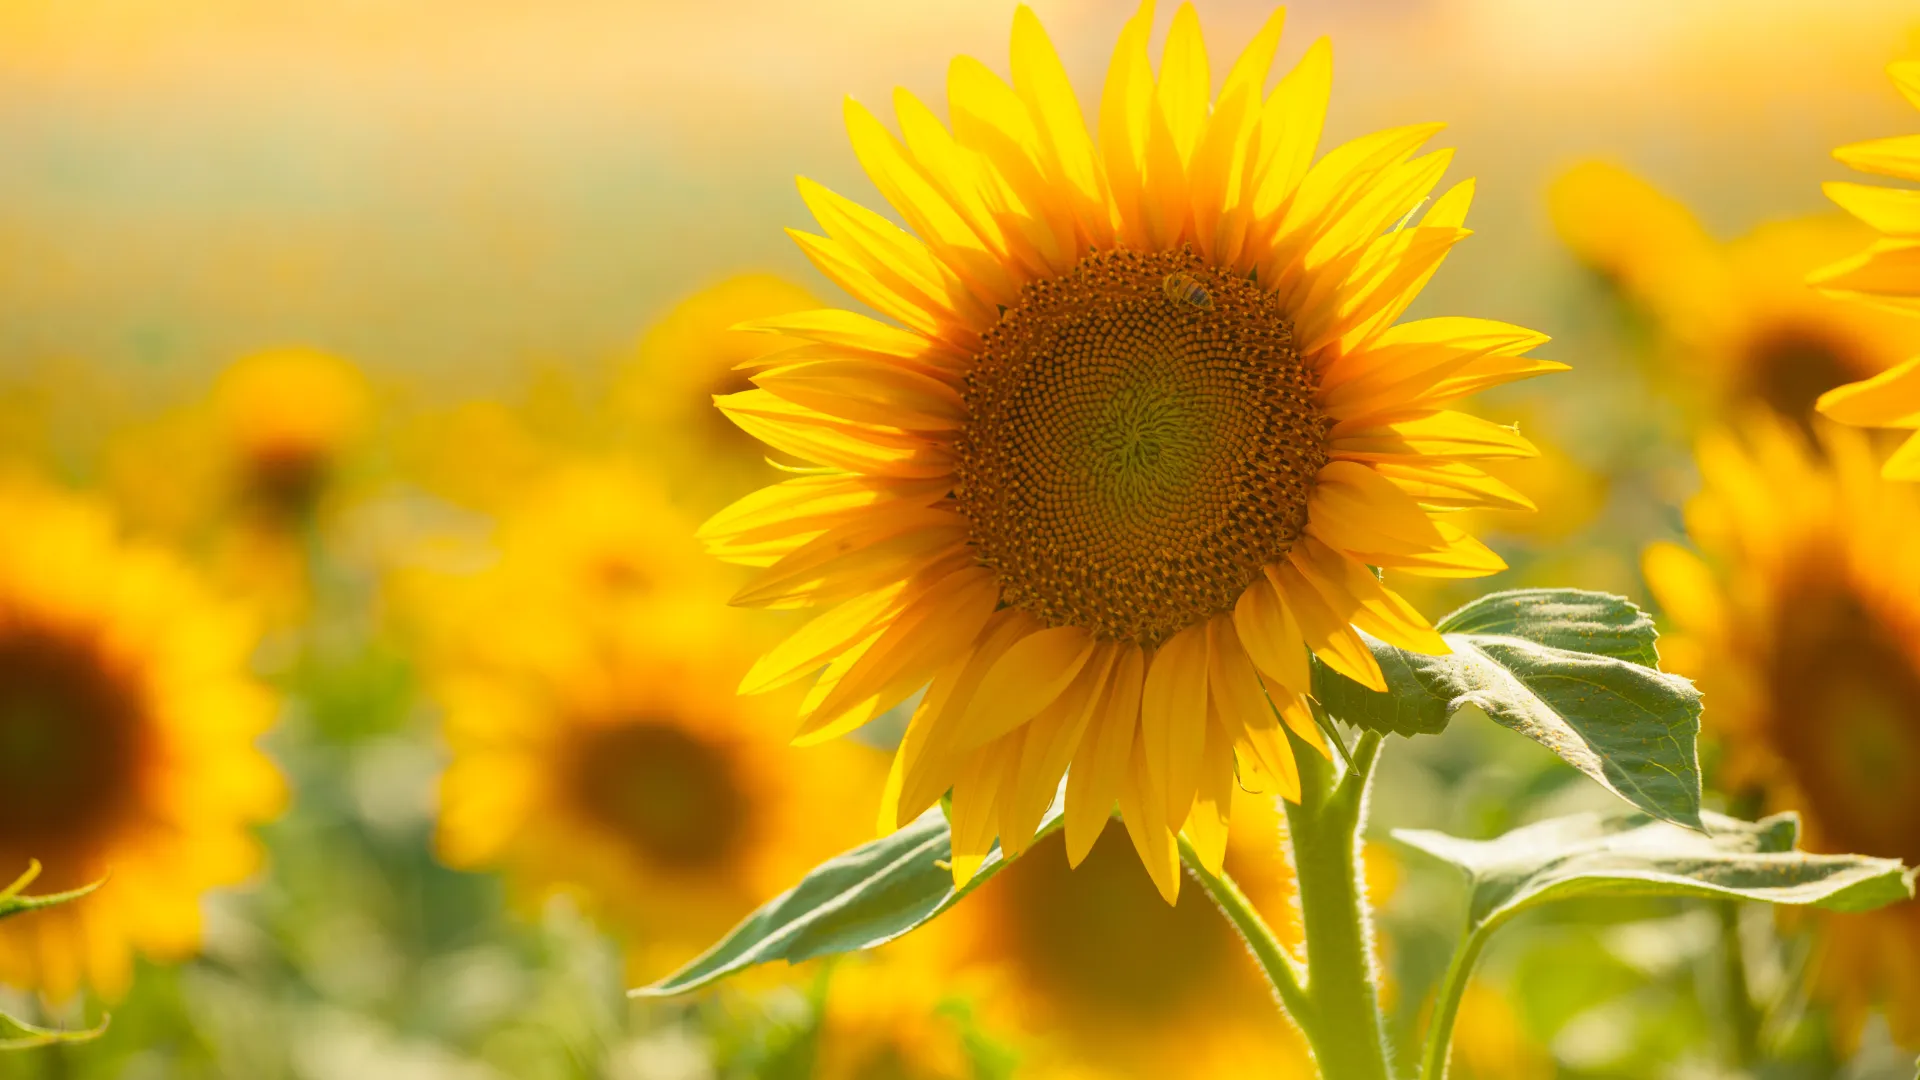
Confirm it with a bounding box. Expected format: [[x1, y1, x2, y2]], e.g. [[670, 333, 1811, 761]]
[[1163, 272, 1214, 311]]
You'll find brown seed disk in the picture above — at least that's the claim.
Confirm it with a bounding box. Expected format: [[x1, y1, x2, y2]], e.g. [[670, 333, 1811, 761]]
[[953, 248, 1329, 648]]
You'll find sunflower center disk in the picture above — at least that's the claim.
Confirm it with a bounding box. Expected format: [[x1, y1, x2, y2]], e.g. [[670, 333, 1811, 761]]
[[0, 629, 144, 864], [955, 250, 1328, 647]]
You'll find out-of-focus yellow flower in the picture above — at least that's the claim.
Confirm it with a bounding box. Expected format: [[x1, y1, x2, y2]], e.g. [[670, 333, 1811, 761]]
[[1643, 416, 1920, 1048], [1445, 981, 1551, 1080], [422, 462, 884, 981], [708, 0, 1557, 905], [903, 790, 1392, 1078], [212, 347, 372, 519], [102, 347, 375, 629], [812, 954, 977, 1080], [1812, 61, 1920, 479], [0, 475, 283, 1002], [616, 273, 821, 512], [1551, 160, 1920, 426]]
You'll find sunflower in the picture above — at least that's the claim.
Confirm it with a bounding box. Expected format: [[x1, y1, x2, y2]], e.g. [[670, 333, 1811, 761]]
[[617, 274, 824, 510], [0, 475, 283, 1002], [1550, 160, 1920, 427], [1643, 416, 1920, 1047], [426, 466, 886, 980], [701, 1, 1558, 899], [1811, 61, 1920, 479]]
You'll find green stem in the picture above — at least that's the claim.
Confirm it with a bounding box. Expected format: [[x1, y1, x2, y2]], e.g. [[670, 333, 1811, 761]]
[[1178, 835, 1315, 1038], [1719, 900, 1761, 1069], [1286, 728, 1394, 1080], [1417, 925, 1491, 1080]]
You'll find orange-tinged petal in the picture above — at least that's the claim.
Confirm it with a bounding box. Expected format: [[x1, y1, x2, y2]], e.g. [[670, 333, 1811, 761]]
[[1244, 36, 1332, 224], [1001, 645, 1116, 858], [1293, 536, 1449, 656], [949, 733, 1021, 885], [741, 581, 910, 694], [1329, 409, 1539, 461], [1816, 354, 1920, 428], [1180, 707, 1236, 876], [1010, 5, 1113, 249], [734, 307, 936, 359], [953, 624, 1097, 754], [1231, 570, 1310, 692], [898, 611, 1044, 821], [753, 358, 965, 431], [1099, 0, 1158, 249], [1118, 734, 1182, 903], [1065, 644, 1144, 865], [731, 505, 966, 608], [948, 55, 1079, 272], [1371, 461, 1535, 513], [1270, 561, 1385, 691], [1140, 622, 1210, 824], [1306, 459, 1450, 558]]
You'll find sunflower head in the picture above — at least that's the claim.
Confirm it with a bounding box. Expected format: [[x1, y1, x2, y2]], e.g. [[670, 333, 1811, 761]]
[[0, 476, 282, 1001], [426, 464, 886, 978], [1644, 416, 1920, 1045], [214, 346, 371, 518], [1550, 160, 1920, 427], [704, 1, 1560, 901]]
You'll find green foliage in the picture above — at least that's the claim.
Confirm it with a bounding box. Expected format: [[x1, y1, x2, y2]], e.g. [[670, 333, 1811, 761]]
[[1397, 810, 1915, 937], [635, 801, 1065, 998], [1313, 589, 1704, 827]]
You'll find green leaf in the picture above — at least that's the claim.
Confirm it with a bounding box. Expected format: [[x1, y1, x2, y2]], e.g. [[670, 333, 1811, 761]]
[[1394, 809, 1916, 936], [0, 1010, 108, 1051], [633, 799, 1064, 998], [1312, 589, 1703, 828], [0, 861, 104, 923]]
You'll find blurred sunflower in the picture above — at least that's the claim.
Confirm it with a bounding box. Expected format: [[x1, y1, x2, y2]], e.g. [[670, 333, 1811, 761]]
[[1550, 160, 1920, 426], [425, 464, 884, 980], [1811, 61, 1920, 478], [1445, 980, 1551, 1080], [809, 954, 992, 1080], [617, 274, 823, 511], [105, 347, 374, 627], [1644, 417, 1920, 1047], [910, 790, 1391, 1078], [0, 475, 283, 1001], [702, 1, 1557, 901]]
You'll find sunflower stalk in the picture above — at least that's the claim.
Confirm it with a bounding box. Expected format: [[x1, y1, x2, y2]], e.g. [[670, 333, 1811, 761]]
[[1184, 728, 1394, 1080]]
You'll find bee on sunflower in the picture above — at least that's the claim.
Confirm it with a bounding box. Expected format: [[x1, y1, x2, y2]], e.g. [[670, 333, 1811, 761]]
[[1810, 61, 1920, 479], [700, 0, 1561, 904], [0, 475, 283, 1003], [1645, 416, 1920, 1050]]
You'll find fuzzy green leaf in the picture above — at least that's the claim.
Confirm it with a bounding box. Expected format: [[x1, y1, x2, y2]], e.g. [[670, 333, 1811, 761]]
[[1395, 810, 1916, 936], [1312, 589, 1703, 827], [633, 799, 1064, 998]]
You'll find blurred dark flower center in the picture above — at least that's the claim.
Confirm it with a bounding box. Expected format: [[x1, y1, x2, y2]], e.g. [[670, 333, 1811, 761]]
[[0, 628, 145, 876], [989, 828, 1233, 1017], [1743, 329, 1866, 429], [1765, 573, 1920, 866], [570, 719, 748, 871]]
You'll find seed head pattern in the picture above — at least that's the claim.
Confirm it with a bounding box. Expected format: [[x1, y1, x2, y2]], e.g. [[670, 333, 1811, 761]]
[[955, 249, 1328, 648]]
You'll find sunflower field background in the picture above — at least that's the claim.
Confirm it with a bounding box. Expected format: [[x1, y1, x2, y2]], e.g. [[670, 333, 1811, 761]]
[[5, 1, 1920, 1077]]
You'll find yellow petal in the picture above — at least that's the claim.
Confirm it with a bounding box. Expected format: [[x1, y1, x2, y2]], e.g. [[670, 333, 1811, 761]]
[[1270, 561, 1385, 691], [1641, 541, 1724, 640], [753, 357, 965, 431], [1001, 646, 1116, 858], [1329, 409, 1539, 462], [949, 734, 1021, 886], [1117, 734, 1182, 903], [1293, 536, 1450, 656], [1099, 0, 1158, 249], [1204, 615, 1302, 801], [897, 611, 1044, 821], [1306, 459, 1451, 558], [1231, 570, 1310, 692], [1816, 354, 1920, 428], [948, 55, 1078, 272], [1825, 181, 1920, 238], [952, 624, 1097, 754], [1140, 622, 1210, 824], [740, 581, 910, 695], [1180, 707, 1236, 877], [1065, 644, 1145, 865], [1835, 133, 1920, 183], [1010, 5, 1112, 249], [1245, 36, 1332, 224]]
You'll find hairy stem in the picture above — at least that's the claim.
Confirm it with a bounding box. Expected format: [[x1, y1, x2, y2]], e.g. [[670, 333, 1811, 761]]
[[1287, 727, 1394, 1080], [1178, 834, 1316, 1039]]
